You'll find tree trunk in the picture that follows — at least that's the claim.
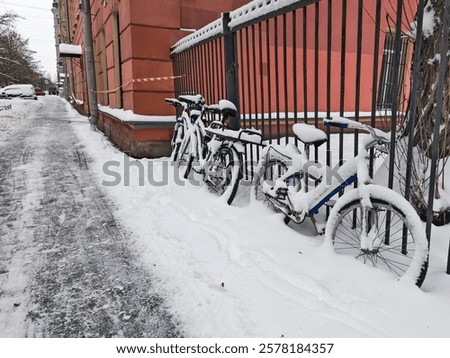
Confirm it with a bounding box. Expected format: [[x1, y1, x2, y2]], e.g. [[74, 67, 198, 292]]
[[401, 0, 450, 224]]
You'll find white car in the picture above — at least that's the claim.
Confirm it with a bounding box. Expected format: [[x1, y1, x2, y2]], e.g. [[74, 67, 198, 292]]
[[0, 84, 38, 100]]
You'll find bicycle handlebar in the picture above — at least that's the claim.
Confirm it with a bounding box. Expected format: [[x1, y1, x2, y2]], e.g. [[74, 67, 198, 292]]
[[164, 98, 186, 109], [323, 116, 390, 144]]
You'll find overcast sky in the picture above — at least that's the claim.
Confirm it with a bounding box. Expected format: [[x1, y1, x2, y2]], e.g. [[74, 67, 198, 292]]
[[1, 0, 56, 81]]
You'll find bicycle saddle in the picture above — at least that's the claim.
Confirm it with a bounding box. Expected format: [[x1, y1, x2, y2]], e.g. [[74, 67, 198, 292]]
[[178, 94, 205, 108], [292, 123, 327, 147], [218, 99, 238, 118]]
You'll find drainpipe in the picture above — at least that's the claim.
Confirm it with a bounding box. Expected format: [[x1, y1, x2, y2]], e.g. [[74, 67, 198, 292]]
[[81, 0, 98, 128], [64, 0, 76, 100]]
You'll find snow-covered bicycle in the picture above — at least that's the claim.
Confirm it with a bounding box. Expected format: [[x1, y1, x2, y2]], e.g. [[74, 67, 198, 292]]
[[165, 94, 205, 165], [253, 116, 429, 286], [202, 100, 264, 205]]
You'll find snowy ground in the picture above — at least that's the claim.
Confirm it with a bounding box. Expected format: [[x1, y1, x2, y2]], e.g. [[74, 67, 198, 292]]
[[0, 97, 179, 337], [1, 96, 450, 338]]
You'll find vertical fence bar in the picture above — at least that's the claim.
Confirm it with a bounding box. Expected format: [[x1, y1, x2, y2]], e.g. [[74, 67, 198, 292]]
[[369, 0, 382, 177], [266, 19, 273, 142], [194, 46, 200, 95], [182, 51, 188, 94], [207, 41, 214, 103], [251, 24, 259, 132], [184, 49, 190, 94], [244, 27, 252, 177], [172, 54, 179, 98], [251, 24, 259, 169], [223, 12, 240, 129], [274, 16, 281, 144], [258, 21, 265, 139], [338, 0, 347, 168], [195, 47, 202, 95], [354, 0, 363, 150], [213, 39, 220, 100], [302, 8, 308, 125], [387, 0, 404, 190], [292, 9, 298, 147], [314, 1, 320, 160], [283, 13, 289, 143], [245, 26, 253, 130], [238, 30, 247, 130], [202, 45, 208, 98], [177, 53, 183, 94], [188, 49, 194, 94], [219, 37, 226, 98], [190, 48, 197, 95], [326, 0, 332, 170]]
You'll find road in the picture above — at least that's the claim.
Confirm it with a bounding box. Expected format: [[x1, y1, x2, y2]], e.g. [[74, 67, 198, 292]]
[[0, 97, 180, 337]]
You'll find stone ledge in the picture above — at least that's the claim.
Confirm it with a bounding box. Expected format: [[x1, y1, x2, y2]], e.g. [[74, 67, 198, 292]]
[[97, 111, 172, 158]]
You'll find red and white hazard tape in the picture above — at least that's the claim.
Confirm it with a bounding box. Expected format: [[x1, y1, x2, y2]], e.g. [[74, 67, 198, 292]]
[[92, 74, 184, 94], [131, 75, 181, 83]]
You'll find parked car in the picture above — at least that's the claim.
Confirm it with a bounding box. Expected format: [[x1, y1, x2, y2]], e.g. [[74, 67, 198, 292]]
[[35, 87, 45, 96], [0, 84, 38, 100]]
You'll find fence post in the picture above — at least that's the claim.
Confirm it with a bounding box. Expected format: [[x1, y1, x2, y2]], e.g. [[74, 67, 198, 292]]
[[222, 13, 240, 130]]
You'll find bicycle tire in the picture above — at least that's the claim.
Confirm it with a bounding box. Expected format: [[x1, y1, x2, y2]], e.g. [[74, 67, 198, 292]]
[[327, 187, 428, 287], [204, 145, 243, 205], [171, 122, 184, 162], [177, 136, 193, 179]]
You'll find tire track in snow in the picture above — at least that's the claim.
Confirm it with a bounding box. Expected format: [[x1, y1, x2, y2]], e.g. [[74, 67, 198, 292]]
[[0, 97, 180, 337]]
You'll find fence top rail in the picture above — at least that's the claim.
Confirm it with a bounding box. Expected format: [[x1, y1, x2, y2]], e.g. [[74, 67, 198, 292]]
[[170, 0, 319, 55], [228, 0, 318, 31], [171, 18, 223, 55]]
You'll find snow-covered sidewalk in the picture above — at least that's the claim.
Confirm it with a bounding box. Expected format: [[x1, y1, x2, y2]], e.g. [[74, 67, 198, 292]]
[[0, 97, 179, 337], [69, 100, 450, 338]]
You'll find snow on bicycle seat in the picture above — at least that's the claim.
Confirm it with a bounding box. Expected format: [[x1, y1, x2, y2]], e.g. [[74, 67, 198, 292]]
[[206, 100, 238, 117], [178, 94, 205, 107], [206, 127, 263, 145], [218, 99, 238, 117], [292, 123, 327, 147]]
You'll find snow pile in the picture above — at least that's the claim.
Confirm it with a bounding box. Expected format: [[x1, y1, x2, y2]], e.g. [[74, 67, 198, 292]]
[[59, 43, 82, 57], [99, 105, 175, 123], [171, 18, 223, 55], [229, 0, 301, 29], [0, 98, 43, 138]]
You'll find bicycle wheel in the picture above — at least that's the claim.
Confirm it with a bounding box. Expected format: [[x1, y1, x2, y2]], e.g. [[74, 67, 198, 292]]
[[327, 188, 428, 286], [177, 136, 193, 179], [204, 145, 243, 205]]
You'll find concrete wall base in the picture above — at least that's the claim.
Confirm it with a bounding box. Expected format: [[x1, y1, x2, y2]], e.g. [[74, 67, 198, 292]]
[[97, 111, 172, 159]]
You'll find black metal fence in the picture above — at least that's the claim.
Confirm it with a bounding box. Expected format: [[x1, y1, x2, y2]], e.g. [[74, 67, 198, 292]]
[[171, 0, 450, 255]]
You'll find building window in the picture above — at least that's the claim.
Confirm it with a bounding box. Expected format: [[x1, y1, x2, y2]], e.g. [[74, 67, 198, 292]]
[[377, 32, 410, 110]]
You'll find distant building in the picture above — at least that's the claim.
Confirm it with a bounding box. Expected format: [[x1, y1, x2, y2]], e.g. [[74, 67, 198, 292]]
[[53, 0, 247, 157]]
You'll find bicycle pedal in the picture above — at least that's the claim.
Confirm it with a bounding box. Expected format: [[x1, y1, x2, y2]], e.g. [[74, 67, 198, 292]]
[[275, 187, 289, 200]]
